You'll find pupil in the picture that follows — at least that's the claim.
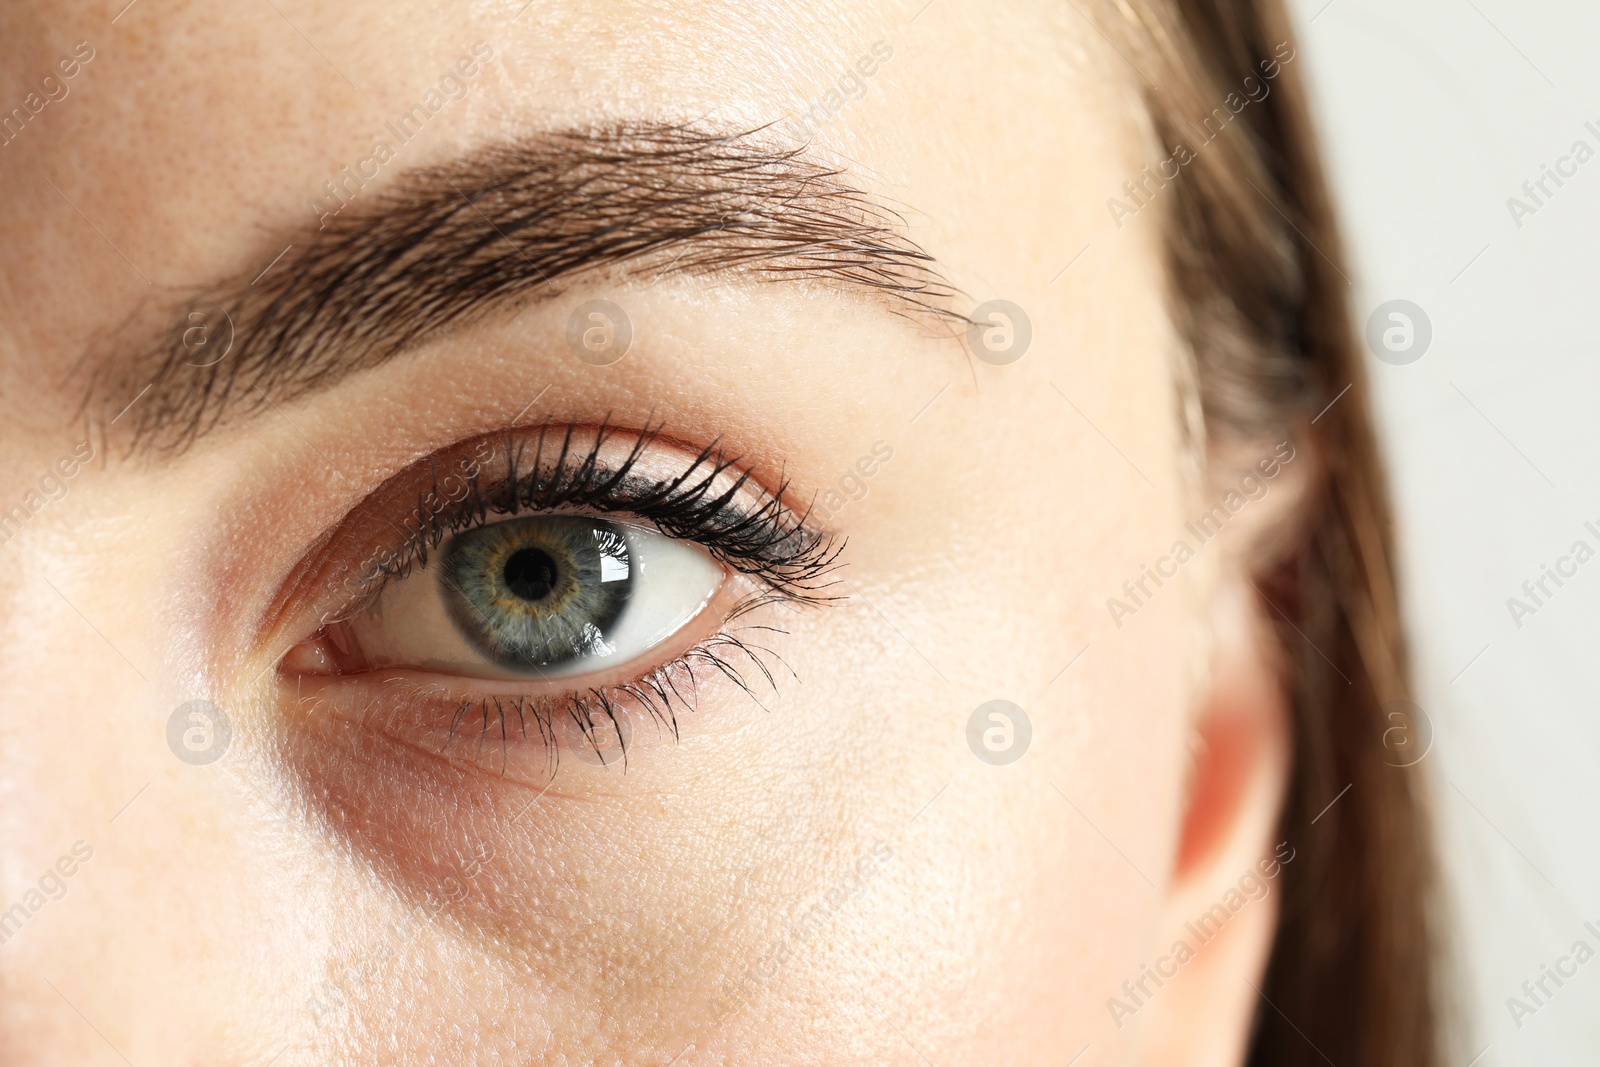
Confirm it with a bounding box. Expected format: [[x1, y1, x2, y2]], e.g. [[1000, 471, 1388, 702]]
[[503, 548, 558, 602]]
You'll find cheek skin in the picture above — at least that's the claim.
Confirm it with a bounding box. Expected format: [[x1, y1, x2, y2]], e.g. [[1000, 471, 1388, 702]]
[[781, 362, 1190, 1062]]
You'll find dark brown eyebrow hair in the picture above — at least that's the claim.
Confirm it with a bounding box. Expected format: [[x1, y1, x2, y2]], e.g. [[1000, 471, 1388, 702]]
[[89, 122, 961, 455]]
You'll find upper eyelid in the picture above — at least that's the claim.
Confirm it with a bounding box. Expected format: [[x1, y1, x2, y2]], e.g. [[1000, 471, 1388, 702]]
[[311, 422, 842, 619]]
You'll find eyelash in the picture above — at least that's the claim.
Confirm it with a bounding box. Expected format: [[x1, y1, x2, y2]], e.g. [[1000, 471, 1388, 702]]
[[299, 419, 844, 771], [352, 418, 842, 609], [392, 625, 792, 777]]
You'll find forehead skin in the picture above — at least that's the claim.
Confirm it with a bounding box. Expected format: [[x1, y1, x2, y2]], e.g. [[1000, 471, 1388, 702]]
[[0, 2, 1197, 1066], [0, 0, 1127, 405]]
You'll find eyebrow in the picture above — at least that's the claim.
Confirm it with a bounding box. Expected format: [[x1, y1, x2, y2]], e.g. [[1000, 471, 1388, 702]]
[[90, 123, 960, 456]]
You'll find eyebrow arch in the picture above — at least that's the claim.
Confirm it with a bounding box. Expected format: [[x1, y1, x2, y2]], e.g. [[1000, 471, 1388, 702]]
[[88, 122, 961, 456]]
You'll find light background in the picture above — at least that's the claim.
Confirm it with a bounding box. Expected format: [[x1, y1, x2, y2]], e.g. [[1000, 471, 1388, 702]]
[[1288, 1, 1600, 1063]]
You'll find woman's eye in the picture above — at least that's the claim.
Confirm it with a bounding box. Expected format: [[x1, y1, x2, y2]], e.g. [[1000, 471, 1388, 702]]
[[298, 515, 726, 681], [275, 425, 839, 774]]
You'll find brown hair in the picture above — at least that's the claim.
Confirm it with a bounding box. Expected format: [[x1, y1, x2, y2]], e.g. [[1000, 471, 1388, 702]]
[[1102, 0, 1443, 1062]]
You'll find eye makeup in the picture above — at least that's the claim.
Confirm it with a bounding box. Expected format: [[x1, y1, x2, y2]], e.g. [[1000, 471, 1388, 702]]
[[275, 418, 842, 780]]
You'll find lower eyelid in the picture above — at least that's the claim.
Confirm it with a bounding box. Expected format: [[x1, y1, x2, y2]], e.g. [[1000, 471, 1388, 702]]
[[284, 622, 785, 787]]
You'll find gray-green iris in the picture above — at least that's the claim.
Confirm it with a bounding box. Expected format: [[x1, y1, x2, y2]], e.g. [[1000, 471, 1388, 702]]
[[438, 516, 633, 670]]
